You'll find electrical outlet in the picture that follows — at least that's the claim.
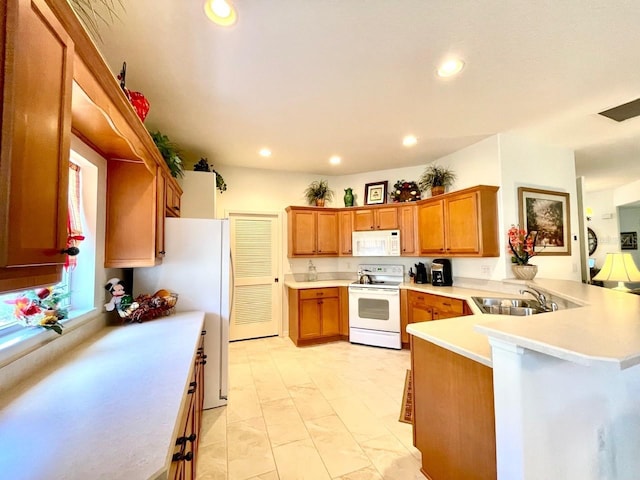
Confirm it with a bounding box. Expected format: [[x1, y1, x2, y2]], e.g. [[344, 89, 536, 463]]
[[572, 263, 578, 273], [481, 265, 491, 275]]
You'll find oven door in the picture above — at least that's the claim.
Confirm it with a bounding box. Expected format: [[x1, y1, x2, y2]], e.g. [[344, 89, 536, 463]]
[[348, 286, 400, 333]]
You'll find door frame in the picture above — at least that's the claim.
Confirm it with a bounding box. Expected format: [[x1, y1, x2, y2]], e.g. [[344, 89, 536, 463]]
[[226, 210, 283, 337]]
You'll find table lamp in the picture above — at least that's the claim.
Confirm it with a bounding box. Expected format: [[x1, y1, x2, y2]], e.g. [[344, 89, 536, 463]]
[[592, 252, 640, 292]]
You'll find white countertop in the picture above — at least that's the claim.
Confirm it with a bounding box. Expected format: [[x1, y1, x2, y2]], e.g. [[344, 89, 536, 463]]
[[406, 279, 640, 370], [0, 311, 205, 480]]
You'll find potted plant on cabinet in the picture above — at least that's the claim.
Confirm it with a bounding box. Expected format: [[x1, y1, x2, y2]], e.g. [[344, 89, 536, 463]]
[[304, 179, 334, 207], [150, 131, 184, 178], [418, 163, 456, 196]]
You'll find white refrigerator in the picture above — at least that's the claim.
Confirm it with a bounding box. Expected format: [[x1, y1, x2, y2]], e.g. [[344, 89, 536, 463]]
[[134, 217, 231, 409]]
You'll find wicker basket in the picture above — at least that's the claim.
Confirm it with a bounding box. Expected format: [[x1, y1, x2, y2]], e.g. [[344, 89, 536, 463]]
[[118, 293, 179, 323]]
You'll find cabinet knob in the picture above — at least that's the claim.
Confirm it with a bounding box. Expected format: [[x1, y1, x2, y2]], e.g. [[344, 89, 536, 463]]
[[174, 205, 180, 210], [200, 359, 207, 365], [201, 330, 207, 336], [159, 250, 166, 255], [175, 433, 197, 445], [370, 226, 374, 230], [60, 247, 80, 256]]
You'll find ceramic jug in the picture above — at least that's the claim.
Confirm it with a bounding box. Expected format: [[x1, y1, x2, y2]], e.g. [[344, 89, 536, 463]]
[[344, 188, 354, 207]]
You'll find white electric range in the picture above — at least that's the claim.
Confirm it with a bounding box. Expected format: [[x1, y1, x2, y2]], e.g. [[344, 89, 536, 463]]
[[348, 264, 403, 349]]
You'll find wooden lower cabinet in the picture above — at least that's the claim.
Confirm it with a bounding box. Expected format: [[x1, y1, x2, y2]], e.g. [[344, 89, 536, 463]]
[[401, 289, 470, 346], [169, 332, 206, 480], [411, 336, 496, 480], [289, 287, 344, 346]]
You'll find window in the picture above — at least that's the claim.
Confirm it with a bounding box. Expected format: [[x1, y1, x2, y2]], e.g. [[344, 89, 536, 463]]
[[0, 149, 98, 338]]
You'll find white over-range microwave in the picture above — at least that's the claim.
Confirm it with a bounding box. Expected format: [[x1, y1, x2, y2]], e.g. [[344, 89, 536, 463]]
[[352, 230, 401, 256]]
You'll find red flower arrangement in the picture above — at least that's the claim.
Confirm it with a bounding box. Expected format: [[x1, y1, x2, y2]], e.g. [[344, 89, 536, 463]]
[[507, 225, 543, 265], [4, 286, 68, 334]]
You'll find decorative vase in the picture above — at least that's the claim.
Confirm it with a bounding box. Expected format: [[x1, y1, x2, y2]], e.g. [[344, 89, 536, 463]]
[[344, 188, 354, 207], [431, 186, 445, 196], [512, 264, 538, 280], [315, 198, 325, 207]]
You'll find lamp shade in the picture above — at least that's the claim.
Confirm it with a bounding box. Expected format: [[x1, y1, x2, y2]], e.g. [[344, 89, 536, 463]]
[[592, 252, 640, 291]]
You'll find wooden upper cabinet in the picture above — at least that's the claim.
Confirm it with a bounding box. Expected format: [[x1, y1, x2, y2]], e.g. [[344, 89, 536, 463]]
[[398, 204, 418, 256], [286, 207, 339, 257], [339, 211, 353, 256], [418, 186, 499, 257], [353, 207, 399, 231], [418, 201, 446, 254], [105, 161, 159, 268], [316, 211, 339, 255], [0, 0, 74, 293], [165, 177, 182, 218]]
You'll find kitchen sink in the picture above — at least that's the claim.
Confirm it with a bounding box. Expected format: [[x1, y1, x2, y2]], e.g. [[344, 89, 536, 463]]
[[471, 297, 547, 316]]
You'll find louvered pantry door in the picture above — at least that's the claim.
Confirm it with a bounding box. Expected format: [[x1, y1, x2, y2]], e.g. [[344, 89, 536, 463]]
[[229, 214, 280, 341]]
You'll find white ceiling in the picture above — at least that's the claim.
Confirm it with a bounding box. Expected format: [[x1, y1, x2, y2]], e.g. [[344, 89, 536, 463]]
[[90, 0, 640, 192]]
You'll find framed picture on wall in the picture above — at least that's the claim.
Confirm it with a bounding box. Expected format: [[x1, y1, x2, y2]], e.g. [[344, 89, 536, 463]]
[[364, 181, 388, 205], [621, 232, 638, 250], [518, 187, 571, 255]]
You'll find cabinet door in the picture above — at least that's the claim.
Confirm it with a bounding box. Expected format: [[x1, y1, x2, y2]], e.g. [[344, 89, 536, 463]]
[[339, 211, 353, 255], [166, 177, 182, 217], [289, 210, 317, 256], [0, 0, 73, 282], [418, 201, 446, 255], [445, 192, 479, 254], [353, 209, 375, 231], [408, 291, 434, 325], [156, 170, 166, 259], [105, 161, 158, 267], [299, 298, 322, 338], [320, 296, 340, 336], [399, 205, 417, 255], [376, 207, 399, 230], [316, 211, 339, 255]]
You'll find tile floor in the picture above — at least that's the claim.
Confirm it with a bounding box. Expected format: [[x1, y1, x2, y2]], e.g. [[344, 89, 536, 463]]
[[196, 336, 426, 480]]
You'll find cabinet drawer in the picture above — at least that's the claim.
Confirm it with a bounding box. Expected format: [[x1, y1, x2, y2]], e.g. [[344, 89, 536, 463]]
[[299, 287, 339, 300], [430, 295, 464, 314], [408, 290, 429, 306]]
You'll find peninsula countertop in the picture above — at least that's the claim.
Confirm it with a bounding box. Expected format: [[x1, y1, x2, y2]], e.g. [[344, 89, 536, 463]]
[[285, 277, 640, 370], [0, 311, 205, 480]]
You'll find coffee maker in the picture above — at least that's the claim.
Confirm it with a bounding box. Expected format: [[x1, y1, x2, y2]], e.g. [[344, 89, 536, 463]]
[[414, 262, 429, 284], [431, 259, 453, 286]]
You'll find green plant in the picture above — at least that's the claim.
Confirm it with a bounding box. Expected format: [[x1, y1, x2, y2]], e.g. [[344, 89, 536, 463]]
[[194, 158, 228, 193], [304, 179, 334, 205], [150, 131, 184, 178], [418, 163, 456, 191]]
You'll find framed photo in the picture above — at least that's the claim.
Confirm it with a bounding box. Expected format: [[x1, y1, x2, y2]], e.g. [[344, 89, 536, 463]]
[[365, 181, 388, 205], [621, 232, 638, 250], [518, 187, 571, 256]]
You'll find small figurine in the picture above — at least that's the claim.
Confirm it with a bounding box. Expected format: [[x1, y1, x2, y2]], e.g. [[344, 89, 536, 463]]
[[104, 278, 126, 311]]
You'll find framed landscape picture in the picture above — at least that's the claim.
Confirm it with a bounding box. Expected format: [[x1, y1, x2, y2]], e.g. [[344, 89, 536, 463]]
[[621, 232, 638, 250], [365, 181, 388, 205], [518, 187, 571, 256]]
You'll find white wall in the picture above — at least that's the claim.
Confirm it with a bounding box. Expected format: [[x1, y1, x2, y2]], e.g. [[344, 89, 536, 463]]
[[210, 133, 583, 283], [499, 133, 581, 281], [584, 189, 619, 268]]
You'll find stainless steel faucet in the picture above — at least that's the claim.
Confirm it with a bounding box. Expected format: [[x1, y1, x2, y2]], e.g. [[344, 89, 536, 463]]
[[519, 287, 559, 312], [520, 287, 547, 307]]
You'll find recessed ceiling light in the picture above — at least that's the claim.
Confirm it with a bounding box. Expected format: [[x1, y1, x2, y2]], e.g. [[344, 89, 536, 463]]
[[329, 156, 341, 165], [259, 148, 272, 157], [204, 0, 237, 27], [437, 58, 465, 78], [403, 135, 417, 147]]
